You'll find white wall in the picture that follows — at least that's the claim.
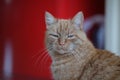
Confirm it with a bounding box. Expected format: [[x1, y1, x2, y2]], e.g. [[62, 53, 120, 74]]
[[105, 0, 120, 55]]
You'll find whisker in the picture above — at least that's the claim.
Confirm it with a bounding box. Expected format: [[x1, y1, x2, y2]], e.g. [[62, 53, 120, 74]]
[[39, 48, 52, 72], [39, 53, 49, 72], [41, 48, 52, 65], [32, 47, 51, 66], [34, 49, 49, 65], [32, 46, 52, 73], [31, 48, 48, 73], [43, 52, 51, 66], [32, 47, 50, 58], [40, 52, 49, 65]]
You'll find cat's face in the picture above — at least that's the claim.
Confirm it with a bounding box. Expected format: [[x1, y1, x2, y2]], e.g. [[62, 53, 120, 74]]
[[45, 11, 86, 54]]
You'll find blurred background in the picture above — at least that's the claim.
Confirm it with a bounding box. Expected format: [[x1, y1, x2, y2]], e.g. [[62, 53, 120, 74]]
[[0, 0, 120, 80]]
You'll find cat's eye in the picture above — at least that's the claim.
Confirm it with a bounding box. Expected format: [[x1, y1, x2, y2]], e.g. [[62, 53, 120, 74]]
[[68, 34, 74, 38], [50, 34, 59, 38]]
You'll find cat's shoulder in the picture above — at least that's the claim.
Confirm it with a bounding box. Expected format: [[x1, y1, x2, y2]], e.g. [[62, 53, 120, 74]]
[[94, 49, 120, 60], [96, 49, 115, 55]]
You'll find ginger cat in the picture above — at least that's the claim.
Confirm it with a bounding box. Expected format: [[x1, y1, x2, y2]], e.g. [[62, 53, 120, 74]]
[[45, 11, 120, 80]]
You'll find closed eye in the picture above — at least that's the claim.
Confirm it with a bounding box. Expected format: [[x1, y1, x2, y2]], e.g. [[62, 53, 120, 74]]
[[68, 34, 74, 38], [50, 34, 59, 38]]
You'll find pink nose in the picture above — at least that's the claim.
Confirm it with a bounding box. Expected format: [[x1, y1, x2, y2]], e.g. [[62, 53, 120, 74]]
[[59, 42, 65, 45]]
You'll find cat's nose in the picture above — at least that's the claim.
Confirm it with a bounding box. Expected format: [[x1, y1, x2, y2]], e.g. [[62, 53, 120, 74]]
[[59, 42, 65, 46], [59, 38, 65, 46]]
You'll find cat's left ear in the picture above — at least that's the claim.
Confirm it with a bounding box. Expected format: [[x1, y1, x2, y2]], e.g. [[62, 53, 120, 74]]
[[71, 11, 84, 30]]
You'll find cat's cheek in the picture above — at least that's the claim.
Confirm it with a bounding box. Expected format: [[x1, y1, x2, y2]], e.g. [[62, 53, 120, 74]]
[[47, 38, 57, 49], [68, 43, 75, 51], [48, 37, 57, 43], [74, 39, 82, 45]]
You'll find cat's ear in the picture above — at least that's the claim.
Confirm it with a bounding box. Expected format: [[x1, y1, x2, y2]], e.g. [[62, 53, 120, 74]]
[[71, 11, 84, 30], [45, 11, 57, 27]]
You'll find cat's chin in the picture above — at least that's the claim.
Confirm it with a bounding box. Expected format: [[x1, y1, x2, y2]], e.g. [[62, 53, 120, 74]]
[[56, 50, 69, 55]]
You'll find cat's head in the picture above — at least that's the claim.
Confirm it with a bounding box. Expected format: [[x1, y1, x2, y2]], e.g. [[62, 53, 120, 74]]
[[45, 11, 87, 55]]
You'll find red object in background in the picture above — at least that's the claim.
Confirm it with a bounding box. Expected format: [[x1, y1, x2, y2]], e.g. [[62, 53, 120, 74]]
[[0, 0, 104, 79]]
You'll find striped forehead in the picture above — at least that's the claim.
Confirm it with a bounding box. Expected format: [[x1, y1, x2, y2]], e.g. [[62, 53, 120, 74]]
[[57, 19, 71, 33]]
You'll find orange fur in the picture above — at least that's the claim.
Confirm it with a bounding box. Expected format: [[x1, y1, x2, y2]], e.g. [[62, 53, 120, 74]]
[[45, 11, 120, 80]]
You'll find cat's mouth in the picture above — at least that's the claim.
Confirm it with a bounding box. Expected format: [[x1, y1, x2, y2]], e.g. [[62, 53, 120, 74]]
[[53, 45, 75, 55], [54, 45, 74, 54], [55, 48, 69, 54], [58, 50, 66, 54]]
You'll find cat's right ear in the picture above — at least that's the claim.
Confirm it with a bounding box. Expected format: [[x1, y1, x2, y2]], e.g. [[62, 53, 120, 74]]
[[45, 11, 57, 28]]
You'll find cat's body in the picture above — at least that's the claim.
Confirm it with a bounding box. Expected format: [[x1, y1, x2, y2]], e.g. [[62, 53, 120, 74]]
[[45, 11, 120, 80]]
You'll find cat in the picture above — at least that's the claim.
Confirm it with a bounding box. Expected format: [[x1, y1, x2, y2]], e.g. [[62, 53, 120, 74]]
[[45, 11, 120, 80]]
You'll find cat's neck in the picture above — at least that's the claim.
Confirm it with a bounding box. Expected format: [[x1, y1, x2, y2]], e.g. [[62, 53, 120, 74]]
[[51, 53, 76, 66]]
